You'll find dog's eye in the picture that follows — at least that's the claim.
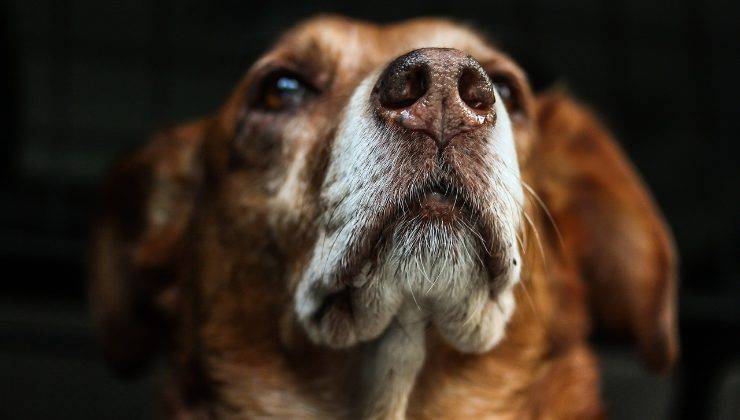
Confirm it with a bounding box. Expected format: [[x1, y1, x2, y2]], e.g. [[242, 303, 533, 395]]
[[255, 71, 315, 111], [491, 74, 522, 115]]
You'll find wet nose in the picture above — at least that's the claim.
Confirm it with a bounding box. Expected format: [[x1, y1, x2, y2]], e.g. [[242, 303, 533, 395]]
[[374, 48, 496, 149]]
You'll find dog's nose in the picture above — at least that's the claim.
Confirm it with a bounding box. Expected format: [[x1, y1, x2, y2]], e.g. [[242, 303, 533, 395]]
[[374, 48, 496, 149]]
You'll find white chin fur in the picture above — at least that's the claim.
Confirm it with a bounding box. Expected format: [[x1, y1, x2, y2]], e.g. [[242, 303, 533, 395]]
[[294, 71, 523, 353]]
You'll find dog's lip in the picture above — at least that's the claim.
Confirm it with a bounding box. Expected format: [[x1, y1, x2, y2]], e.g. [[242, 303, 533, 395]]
[[407, 183, 478, 218], [420, 186, 453, 205], [406, 184, 466, 221], [335, 179, 488, 286]]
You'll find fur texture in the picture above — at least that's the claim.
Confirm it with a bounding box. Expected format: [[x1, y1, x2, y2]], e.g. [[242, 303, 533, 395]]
[[89, 16, 678, 419]]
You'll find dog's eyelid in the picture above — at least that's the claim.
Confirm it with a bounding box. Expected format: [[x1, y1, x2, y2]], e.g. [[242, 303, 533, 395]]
[[486, 69, 517, 89], [485, 69, 525, 116], [246, 65, 321, 113], [253, 59, 322, 90]]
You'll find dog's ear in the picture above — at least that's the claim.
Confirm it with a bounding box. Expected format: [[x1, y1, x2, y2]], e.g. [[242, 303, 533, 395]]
[[89, 121, 206, 375], [531, 92, 678, 372]]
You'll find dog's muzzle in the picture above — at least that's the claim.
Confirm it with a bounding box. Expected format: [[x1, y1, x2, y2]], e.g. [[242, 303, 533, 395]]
[[294, 47, 522, 354]]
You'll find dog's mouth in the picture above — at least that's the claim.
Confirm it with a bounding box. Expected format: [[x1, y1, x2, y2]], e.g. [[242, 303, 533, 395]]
[[334, 176, 493, 287], [405, 182, 472, 223]]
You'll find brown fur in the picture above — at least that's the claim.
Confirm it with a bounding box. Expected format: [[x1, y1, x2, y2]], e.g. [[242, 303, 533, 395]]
[[89, 16, 677, 419]]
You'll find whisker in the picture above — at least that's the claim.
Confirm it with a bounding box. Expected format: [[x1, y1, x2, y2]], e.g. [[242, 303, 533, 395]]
[[496, 160, 564, 253], [460, 220, 487, 269], [416, 251, 433, 287], [459, 217, 491, 256], [320, 219, 353, 281], [409, 258, 423, 310], [520, 181, 564, 251], [520, 209, 550, 287], [515, 230, 526, 256], [495, 177, 552, 297], [518, 278, 547, 335], [425, 268, 442, 294]]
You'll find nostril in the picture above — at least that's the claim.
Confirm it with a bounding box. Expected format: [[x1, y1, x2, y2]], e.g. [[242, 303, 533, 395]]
[[458, 67, 495, 111], [378, 64, 428, 110]]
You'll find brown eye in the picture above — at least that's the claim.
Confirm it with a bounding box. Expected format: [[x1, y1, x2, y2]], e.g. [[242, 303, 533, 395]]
[[255, 70, 315, 111], [491, 74, 522, 115]]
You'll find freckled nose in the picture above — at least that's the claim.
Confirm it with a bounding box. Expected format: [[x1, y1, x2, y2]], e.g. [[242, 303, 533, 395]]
[[373, 48, 496, 149]]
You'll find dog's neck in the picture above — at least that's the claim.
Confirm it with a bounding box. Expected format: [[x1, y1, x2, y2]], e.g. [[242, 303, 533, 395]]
[[357, 304, 428, 419]]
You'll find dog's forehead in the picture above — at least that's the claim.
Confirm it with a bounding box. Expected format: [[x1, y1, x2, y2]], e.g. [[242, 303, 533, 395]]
[[270, 16, 501, 74]]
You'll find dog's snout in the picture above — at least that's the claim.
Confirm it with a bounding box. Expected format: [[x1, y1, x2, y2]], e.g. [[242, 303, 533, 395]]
[[374, 48, 496, 149]]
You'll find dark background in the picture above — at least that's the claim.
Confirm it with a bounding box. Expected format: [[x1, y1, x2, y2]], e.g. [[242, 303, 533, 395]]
[[1, 1, 738, 419]]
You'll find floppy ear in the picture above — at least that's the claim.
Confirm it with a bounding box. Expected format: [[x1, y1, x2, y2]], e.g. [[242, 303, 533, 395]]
[[532, 92, 678, 372], [89, 121, 205, 375]]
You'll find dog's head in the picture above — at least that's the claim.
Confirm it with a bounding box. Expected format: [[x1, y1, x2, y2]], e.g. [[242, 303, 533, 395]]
[[90, 16, 677, 378]]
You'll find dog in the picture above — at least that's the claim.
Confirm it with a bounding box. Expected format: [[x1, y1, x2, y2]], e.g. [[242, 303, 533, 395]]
[[89, 15, 678, 419]]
